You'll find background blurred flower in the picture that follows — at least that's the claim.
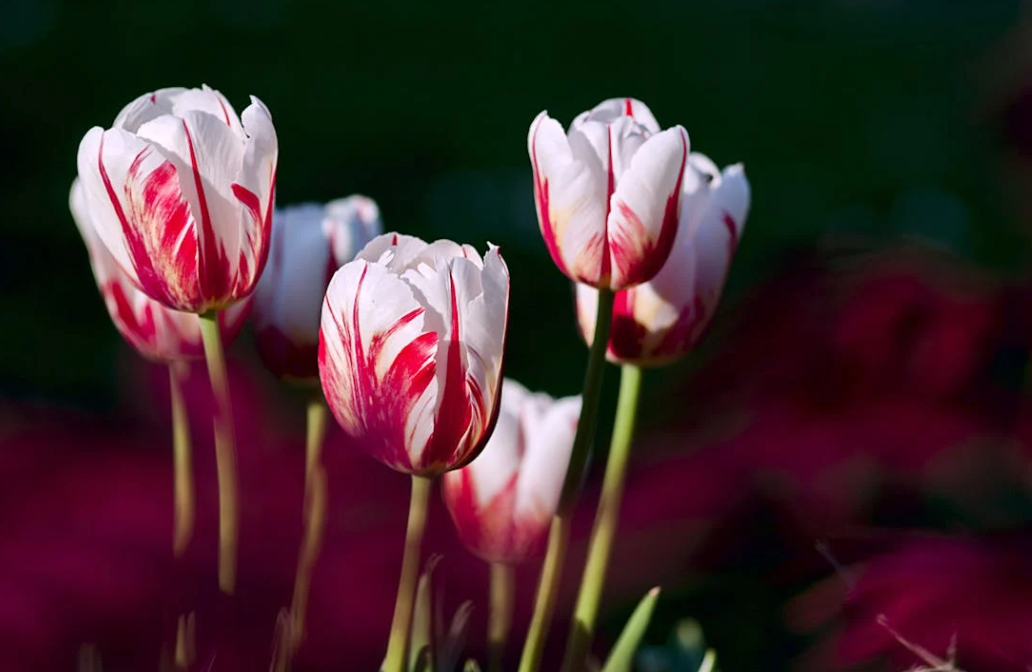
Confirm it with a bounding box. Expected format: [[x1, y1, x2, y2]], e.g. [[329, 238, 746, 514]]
[[253, 196, 382, 380], [319, 234, 509, 476], [74, 85, 278, 313], [69, 177, 250, 362], [528, 97, 688, 290], [576, 153, 750, 366], [442, 378, 581, 564]]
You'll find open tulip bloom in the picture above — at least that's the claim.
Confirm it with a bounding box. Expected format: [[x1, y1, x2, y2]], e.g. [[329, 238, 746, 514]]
[[75, 85, 278, 314], [254, 196, 383, 380], [577, 153, 751, 366], [443, 379, 581, 565], [529, 97, 689, 291], [319, 234, 510, 476], [71, 178, 251, 363]]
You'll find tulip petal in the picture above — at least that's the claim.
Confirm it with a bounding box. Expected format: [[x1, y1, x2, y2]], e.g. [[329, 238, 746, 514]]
[[113, 88, 188, 132], [320, 261, 439, 472], [530, 112, 608, 284], [514, 394, 579, 521], [608, 125, 688, 290], [170, 85, 245, 139], [77, 125, 201, 310], [574, 97, 662, 135]]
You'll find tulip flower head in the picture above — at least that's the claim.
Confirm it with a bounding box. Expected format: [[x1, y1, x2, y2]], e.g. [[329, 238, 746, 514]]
[[70, 178, 250, 362], [442, 379, 581, 564], [319, 234, 510, 476], [528, 97, 689, 291], [254, 196, 383, 380], [577, 153, 750, 366], [75, 85, 278, 314]]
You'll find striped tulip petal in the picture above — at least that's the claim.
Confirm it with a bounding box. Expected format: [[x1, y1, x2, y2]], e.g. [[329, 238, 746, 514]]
[[578, 153, 750, 366], [75, 85, 278, 313], [528, 97, 687, 291], [319, 234, 510, 476], [442, 379, 581, 564], [70, 178, 249, 362]]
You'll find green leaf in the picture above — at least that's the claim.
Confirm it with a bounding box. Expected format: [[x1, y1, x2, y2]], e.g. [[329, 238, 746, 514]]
[[462, 660, 482, 672], [438, 600, 474, 672], [600, 587, 661, 672], [410, 554, 443, 672]]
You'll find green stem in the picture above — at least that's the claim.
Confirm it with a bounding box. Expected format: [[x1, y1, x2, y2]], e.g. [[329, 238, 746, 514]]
[[288, 395, 330, 654], [518, 287, 615, 672], [198, 311, 240, 595], [169, 361, 195, 559], [562, 364, 643, 672], [384, 475, 432, 672], [488, 562, 516, 672]]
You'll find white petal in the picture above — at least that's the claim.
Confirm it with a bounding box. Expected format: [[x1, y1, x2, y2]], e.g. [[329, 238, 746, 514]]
[[169, 85, 245, 139], [254, 203, 332, 344], [324, 195, 384, 265], [575, 282, 600, 346], [514, 393, 580, 520], [576, 97, 661, 135], [113, 87, 187, 132]]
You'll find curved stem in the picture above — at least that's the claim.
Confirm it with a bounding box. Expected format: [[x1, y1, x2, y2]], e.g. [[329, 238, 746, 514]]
[[384, 475, 432, 672], [287, 395, 330, 654], [199, 311, 239, 595], [562, 364, 643, 672], [488, 562, 516, 672], [518, 287, 616, 672], [169, 361, 195, 559]]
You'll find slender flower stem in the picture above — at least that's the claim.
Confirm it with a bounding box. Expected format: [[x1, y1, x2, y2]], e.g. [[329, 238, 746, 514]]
[[488, 562, 516, 672], [518, 287, 615, 672], [384, 475, 432, 672], [287, 394, 330, 654], [562, 364, 643, 672], [169, 361, 195, 559], [198, 312, 240, 595]]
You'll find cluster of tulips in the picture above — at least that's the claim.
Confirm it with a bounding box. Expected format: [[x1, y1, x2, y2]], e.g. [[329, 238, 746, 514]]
[[70, 86, 749, 672]]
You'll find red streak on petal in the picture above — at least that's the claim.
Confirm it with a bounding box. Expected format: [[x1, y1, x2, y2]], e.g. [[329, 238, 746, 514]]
[[723, 211, 740, 253], [108, 281, 157, 356], [149, 93, 156, 104], [183, 119, 230, 305], [99, 137, 192, 308], [530, 118, 570, 277], [423, 269, 474, 470], [391, 233, 398, 245], [215, 94, 232, 126], [656, 294, 707, 359], [612, 128, 688, 288], [624, 98, 634, 117], [608, 288, 648, 362]]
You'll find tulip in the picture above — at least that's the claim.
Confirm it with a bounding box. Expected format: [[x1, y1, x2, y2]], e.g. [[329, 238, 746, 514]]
[[528, 97, 689, 291], [70, 178, 250, 363], [319, 233, 510, 476], [75, 85, 278, 314], [319, 233, 508, 672], [576, 153, 750, 366], [253, 196, 383, 380], [442, 378, 581, 564]]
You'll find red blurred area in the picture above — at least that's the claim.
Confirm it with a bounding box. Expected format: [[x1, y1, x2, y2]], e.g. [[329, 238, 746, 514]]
[[2, 242, 1032, 672]]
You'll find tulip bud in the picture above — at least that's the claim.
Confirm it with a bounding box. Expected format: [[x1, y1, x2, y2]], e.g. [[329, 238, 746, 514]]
[[70, 178, 249, 362], [253, 196, 383, 380], [528, 97, 689, 291], [576, 153, 750, 366], [75, 85, 278, 314], [319, 234, 510, 476], [442, 379, 580, 564]]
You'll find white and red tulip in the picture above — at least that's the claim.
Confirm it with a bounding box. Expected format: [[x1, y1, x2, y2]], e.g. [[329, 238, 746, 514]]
[[70, 178, 249, 362], [75, 85, 278, 314], [319, 234, 510, 476], [253, 196, 383, 380], [528, 97, 689, 291], [442, 379, 580, 564], [576, 153, 750, 366]]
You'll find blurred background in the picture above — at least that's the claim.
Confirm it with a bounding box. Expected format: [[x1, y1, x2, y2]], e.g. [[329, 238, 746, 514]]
[[3, 0, 1032, 670]]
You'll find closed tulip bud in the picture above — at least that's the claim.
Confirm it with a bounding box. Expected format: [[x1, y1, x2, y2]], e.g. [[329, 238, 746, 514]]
[[319, 234, 510, 476], [71, 178, 249, 362], [75, 85, 278, 314], [253, 196, 383, 380], [576, 153, 750, 366], [528, 97, 689, 291], [442, 379, 581, 564]]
